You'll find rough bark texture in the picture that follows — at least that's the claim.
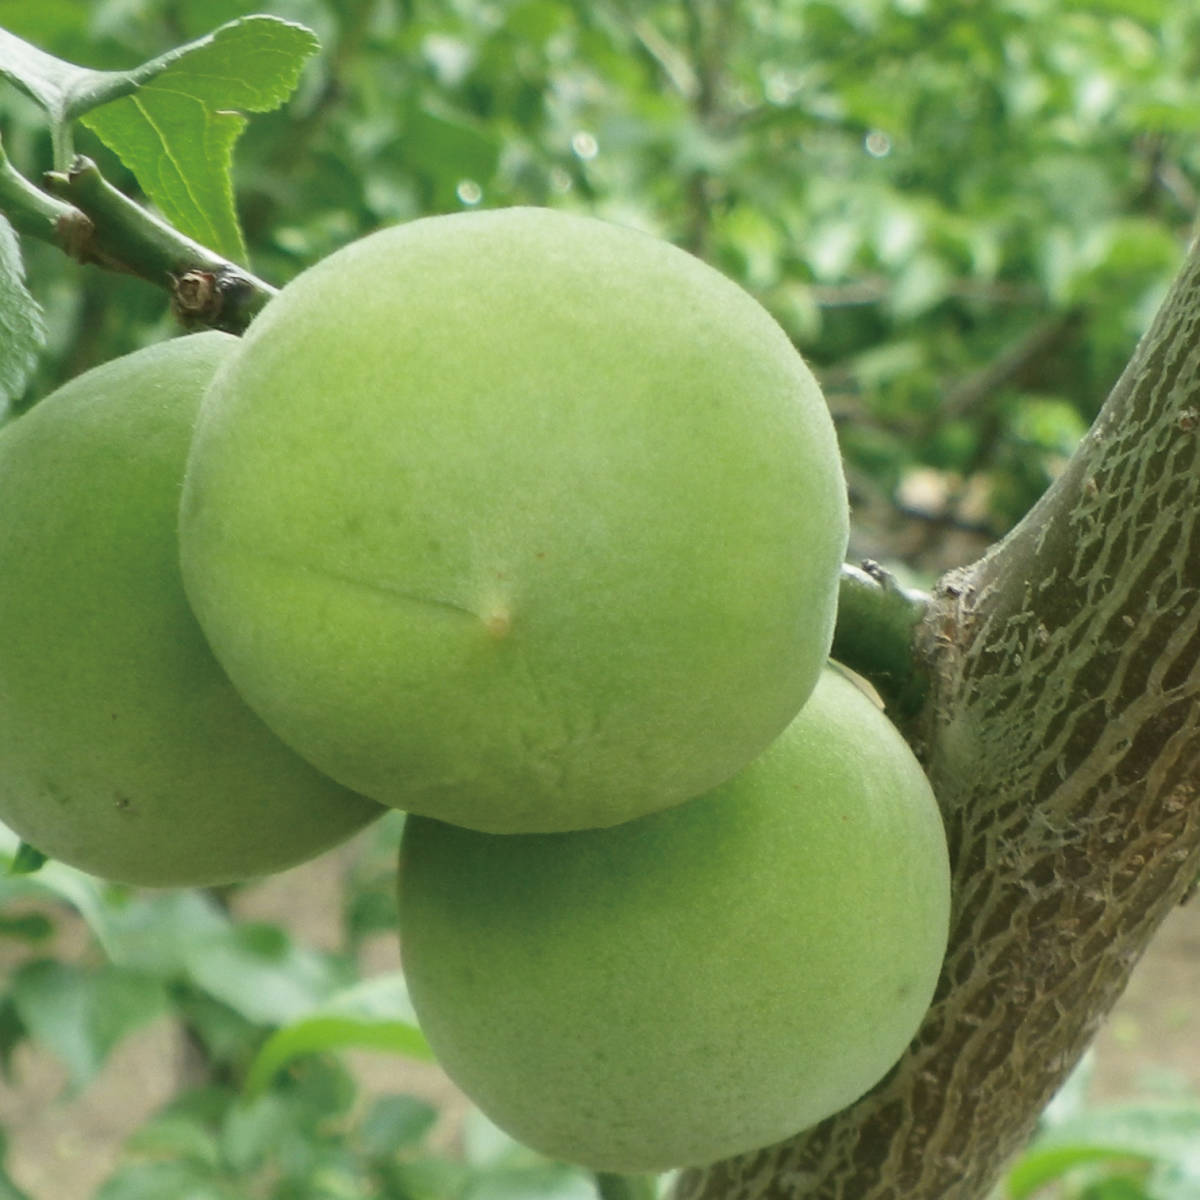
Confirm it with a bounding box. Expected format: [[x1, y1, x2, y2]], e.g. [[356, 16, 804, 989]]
[[675, 236, 1200, 1200]]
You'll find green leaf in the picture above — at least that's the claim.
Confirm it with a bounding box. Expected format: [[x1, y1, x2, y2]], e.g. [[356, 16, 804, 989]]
[[0, 24, 117, 122], [0, 214, 45, 415], [182, 920, 347, 1027], [0, 997, 27, 1079], [8, 841, 46, 875], [243, 973, 432, 1096], [10, 960, 169, 1092], [94, 1160, 228, 1200], [81, 16, 320, 262], [122, 1113, 222, 1169], [403, 104, 501, 189], [1008, 1144, 1151, 1197], [358, 1094, 439, 1156], [219, 1092, 294, 1174], [1083, 1180, 1155, 1200], [457, 1109, 602, 1197], [0, 820, 121, 957], [1007, 1103, 1200, 1198], [888, 252, 953, 321], [0, 3, 92, 47], [171, 989, 260, 1068], [0, 910, 53, 943], [101, 889, 231, 978], [391, 1156, 473, 1200]]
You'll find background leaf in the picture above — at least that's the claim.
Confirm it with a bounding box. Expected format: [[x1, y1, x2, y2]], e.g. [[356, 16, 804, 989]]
[[0, 821, 119, 956], [358, 1093, 440, 1155], [1007, 1103, 1200, 1197], [0, 25, 115, 119], [93, 1160, 228, 1200], [181, 920, 348, 1026], [9, 960, 168, 1092], [80, 16, 319, 262], [244, 972, 432, 1096], [7, 842, 46, 876], [0, 214, 44, 416]]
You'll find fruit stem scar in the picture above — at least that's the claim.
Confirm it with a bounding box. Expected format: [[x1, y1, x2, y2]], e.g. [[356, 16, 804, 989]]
[[484, 608, 513, 638]]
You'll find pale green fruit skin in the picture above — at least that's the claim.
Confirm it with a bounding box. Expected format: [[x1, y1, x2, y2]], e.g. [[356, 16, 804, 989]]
[[0, 334, 384, 887], [180, 206, 849, 833], [398, 668, 950, 1173]]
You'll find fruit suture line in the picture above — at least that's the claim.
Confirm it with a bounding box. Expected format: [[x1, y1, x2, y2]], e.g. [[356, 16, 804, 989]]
[[202, 547, 493, 624], [179, 206, 851, 835]]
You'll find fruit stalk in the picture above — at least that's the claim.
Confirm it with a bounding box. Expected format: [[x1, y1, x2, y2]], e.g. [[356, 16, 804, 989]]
[[831, 561, 929, 719], [675, 218, 1200, 1195], [595, 1172, 660, 1200]]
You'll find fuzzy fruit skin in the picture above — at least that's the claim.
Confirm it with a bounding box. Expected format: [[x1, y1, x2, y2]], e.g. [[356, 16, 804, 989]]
[[179, 206, 849, 833], [397, 668, 951, 1173], [0, 334, 384, 887]]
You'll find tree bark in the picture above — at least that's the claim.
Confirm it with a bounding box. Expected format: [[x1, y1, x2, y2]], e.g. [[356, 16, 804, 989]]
[[676, 234, 1200, 1200]]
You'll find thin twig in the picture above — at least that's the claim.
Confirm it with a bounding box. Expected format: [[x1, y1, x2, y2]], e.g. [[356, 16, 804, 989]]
[[40, 156, 276, 332]]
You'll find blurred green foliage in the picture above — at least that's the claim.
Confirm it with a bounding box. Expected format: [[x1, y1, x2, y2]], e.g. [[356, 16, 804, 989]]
[[0, 818, 645, 1197], [1000, 1054, 1200, 1200], [0, 804, 1196, 1200], [2, 0, 1199, 570]]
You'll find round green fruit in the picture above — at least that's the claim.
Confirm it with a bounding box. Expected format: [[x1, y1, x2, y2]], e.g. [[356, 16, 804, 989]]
[[0, 334, 384, 887], [179, 206, 849, 833], [398, 667, 950, 1173]]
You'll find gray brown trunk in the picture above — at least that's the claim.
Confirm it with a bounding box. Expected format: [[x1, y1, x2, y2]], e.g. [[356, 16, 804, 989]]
[[675, 237, 1200, 1199]]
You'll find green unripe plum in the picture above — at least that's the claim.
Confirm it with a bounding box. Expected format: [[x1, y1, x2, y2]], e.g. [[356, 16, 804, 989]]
[[179, 206, 849, 833], [398, 668, 950, 1173], [0, 334, 384, 887]]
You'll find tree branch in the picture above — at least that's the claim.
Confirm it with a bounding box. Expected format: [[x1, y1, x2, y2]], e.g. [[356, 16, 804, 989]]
[[1, 149, 275, 334], [676, 233, 1200, 1198], [40, 157, 275, 332]]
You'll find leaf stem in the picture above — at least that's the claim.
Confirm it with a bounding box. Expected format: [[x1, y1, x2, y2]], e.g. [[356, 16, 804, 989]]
[[50, 119, 75, 174], [595, 1172, 659, 1200]]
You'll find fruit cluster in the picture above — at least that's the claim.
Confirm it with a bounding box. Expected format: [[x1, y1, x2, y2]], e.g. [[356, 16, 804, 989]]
[[0, 207, 949, 1172]]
